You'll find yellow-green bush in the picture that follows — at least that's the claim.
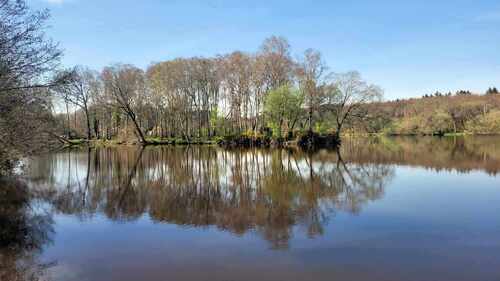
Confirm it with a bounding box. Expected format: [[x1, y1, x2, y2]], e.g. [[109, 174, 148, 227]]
[[424, 110, 454, 135], [466, 110, 500, 134]]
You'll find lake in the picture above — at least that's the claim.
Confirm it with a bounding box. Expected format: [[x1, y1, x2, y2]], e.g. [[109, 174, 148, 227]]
[[2, 136, 500, 281]]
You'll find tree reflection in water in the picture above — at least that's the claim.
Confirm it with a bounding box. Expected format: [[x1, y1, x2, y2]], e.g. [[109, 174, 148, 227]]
[[0, 177, 55, 281], [27, 146, 394, 249]]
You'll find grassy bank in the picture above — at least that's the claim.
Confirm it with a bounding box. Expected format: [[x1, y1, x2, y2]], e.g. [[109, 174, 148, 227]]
[[61, 132, 340, 149], [61, 131, 498, 149], [63, 138, 218, 148]]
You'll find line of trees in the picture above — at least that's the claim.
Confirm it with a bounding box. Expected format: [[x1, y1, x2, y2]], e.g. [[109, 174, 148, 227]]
[[55, 37, 383, 144], [358, 92, 500, 135]]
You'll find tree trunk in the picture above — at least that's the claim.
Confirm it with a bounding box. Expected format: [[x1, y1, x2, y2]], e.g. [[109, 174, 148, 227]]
[[308, 106, 313, 132], [65, 102, 70, 138], [128, 111, 148, 144], [336, 121, 343, 141], [93, 116, 100, 139], [84, 106, 92, 140]]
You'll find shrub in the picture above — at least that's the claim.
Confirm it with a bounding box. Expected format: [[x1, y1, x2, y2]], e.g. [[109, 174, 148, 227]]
[[466, 110, 500, 134]]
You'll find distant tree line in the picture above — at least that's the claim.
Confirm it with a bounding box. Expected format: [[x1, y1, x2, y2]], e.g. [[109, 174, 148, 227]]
[[486, 87, 499, 95], [422, 87, 499, 99], [358, 93, 500, 135]]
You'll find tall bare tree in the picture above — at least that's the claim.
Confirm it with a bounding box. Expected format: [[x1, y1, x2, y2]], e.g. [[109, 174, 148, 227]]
[[219, 52, 253, 134], [258, 36, 293, 90], [330, 71, 383, 139], [54, 67, 100, 140], [296, 49, 328, 131], [101, 64, 148, 144]]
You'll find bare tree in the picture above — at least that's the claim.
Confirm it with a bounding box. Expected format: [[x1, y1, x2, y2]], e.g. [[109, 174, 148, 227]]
[[189, 58, 220, 137], [219, 52, 253, 134], [54, 67, 100, 140], [147, 60, 185, 138], [258, 36, 293, 90], [330, 71, 383, 139], [101, 64, 149, 144], [0, 0, 67, 174], [296, 49, 328, 132], [0, 0, 64, 93]]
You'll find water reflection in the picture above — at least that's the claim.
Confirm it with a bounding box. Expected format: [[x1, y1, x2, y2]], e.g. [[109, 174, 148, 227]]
[[11, 136, 500, 281], [342, 136, 500, 175], [27, 146, 393, 249], [0, 177, 55, 281]]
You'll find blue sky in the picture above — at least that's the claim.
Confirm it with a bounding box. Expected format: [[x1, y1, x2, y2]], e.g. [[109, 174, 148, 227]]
[[30, 0, 500, 100]]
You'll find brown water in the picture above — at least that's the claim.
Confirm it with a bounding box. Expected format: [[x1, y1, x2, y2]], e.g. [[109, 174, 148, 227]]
[[2, 136, 500, 281]]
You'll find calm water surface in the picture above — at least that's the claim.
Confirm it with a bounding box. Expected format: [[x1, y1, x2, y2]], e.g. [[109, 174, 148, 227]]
[[2, 136, 500, 281]]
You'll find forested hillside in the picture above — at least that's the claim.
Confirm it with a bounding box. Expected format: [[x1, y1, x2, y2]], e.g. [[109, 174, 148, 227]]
[[356, 92, 500, 135]]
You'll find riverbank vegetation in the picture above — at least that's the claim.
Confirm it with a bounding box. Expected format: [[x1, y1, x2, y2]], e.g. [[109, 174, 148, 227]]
[[53, 41, 382, 148]]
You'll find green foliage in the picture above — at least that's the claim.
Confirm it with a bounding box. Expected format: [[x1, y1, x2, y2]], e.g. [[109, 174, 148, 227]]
[[358, 94, 500, 136], [267, 122, 281, 138], [241, 129, 263, 139], [424, 110, 454, 135], [209, 108, 221, 128], [387, 111, 453, 135], [466, 110, 500, 134], [314, 122, 329, 135], [363, 114, 393, 134], [390, 116, 423, 135], [264, 85, 304, 138]]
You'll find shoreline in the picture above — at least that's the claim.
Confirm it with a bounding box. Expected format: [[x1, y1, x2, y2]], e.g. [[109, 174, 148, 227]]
[[59, 133, 499, 149]]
